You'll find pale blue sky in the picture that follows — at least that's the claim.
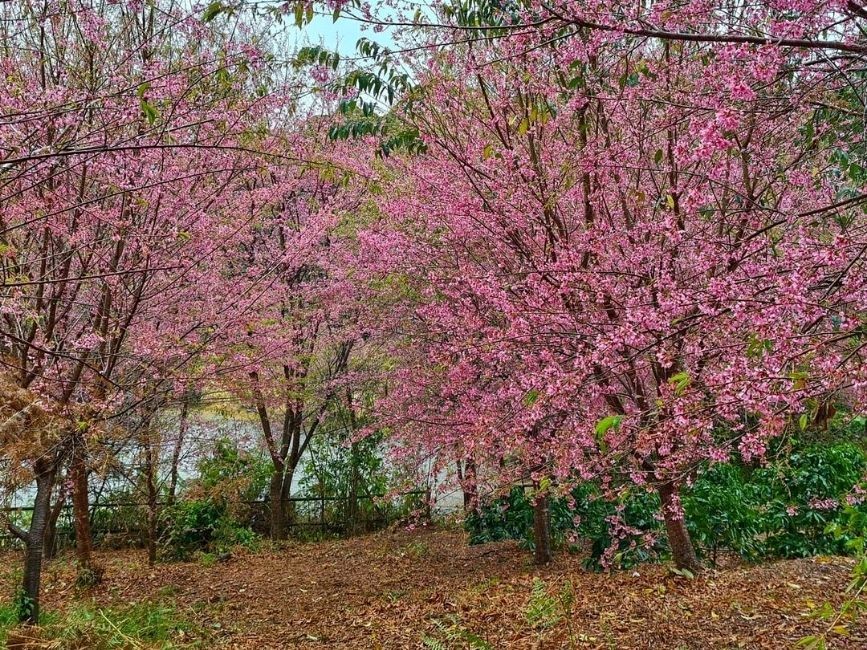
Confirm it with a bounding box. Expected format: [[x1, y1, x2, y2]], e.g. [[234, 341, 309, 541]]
[[296, 10, 397, 58]]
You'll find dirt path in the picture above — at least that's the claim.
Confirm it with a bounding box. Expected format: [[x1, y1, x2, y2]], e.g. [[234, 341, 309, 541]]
[[2, 526, 864, 648]]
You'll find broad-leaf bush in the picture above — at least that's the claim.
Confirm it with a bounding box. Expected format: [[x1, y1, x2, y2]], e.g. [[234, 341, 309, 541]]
[[467, 437, 867, 568], [755, 442, 866, 558], [158, 439, 266, 560], [157, 498, 257, 561]]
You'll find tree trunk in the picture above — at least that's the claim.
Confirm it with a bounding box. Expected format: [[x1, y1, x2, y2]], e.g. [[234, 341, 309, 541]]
[[70, 434, 96, 580], [659, 481, 701, 573], [533, 490, 553, 565], [348, 442, 360, 535], [144, 434, 159, 566], [15, 461, 56, 624], [346, 393, 361, 534], [423, 483, 433, 521], [167, 398, 188, 505], [43, 486, 66, 561], [268, 467, 287, 540], [283, 465, 296, 528], [461, 457, 479, 513]]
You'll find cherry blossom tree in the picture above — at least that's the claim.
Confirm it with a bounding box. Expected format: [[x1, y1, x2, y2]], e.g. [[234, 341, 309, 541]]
[[207, 129, 371, 540], [0, 0, 309, 620], [358, 1, 867, 569]]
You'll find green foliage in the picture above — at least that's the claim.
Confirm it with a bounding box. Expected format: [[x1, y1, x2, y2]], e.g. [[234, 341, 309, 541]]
[[0, 599, 202, 648], [140, 98, 159, 125], [524, 578, 561, 629], [0, 599, 59, 643], [57, 601, 199, 648], [12, 586, 35, 622], [594, 415, 623, 452], [823, 504, 867, 583], [464, 486, 537, 549], [74, 561, 105, 589], [796, 635, 828, 650], [521, 578, 581, 644], [1, 596, 198, 648], [0, 600, 17, 627], [301, 432, 387, 503], [293, 45, 341, 71], [324, 37, 426, 157], [157, 499, 224, 561], [202, 1, 229, 23], [466, 434, 867, 569], [195, 437, 271, 500], [440, 0, 524, 35], [683, 463, 765, 561], [299, 422, 413, 534], [0, 603, 16, 644], [196, 551, 217, 568], [158, 498, 258, 561], [687, 415, 867, 560], [337, 67, 411, 107], [402, 540, 430, 559], [328, 114, 426, 157], [421, 636, 447, 650], [797, 502, 867, 649], [158, 438, 265, 561], [88, 492, 148, 549], [752, 441, 866, 558], [582, 487, 663, 570], [422, 614, 492, 650], [465, 484, 662, 569]]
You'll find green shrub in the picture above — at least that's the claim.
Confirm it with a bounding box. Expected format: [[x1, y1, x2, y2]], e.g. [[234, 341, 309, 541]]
[[754, 441, 866, 558], [298, 428, 411, 534], [158, 438, 266, 561], [465, 436, 867, 568], [465, 484, 663, 569], [89, 488, 149, 548], [196, 437, 271, 501], [465, 487, 534, 547], [577, 486, 665, 570], [157, 498, 258, 561], [158, 499, 223, 561], [684, 463, 764, 561]]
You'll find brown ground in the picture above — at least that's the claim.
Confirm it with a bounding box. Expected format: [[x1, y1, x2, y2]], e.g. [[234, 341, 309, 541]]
[[2, 526, 865, 649]]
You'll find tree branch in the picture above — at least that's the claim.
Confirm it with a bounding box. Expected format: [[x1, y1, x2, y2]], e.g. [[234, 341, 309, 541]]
[[6, 522, 28, 542], [0, 143, 314, 169], [541, 4, 867, 55]]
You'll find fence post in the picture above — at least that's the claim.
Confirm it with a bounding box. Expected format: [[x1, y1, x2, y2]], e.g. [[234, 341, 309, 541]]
[[319, 492, 326, 536]]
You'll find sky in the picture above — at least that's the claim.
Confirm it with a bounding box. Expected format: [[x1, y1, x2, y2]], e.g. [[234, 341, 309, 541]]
[[294, 9, 398, 58]]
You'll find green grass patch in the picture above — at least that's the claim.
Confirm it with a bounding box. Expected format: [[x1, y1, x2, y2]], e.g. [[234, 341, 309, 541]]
[[0, 598, 206, 648], [0, 601, 18, 644]]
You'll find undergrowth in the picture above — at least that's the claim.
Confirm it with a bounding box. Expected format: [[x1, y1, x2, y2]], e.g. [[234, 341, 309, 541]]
[[0, 598, 206, 649]]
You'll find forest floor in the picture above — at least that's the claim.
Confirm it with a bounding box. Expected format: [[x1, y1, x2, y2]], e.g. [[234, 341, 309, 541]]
[[1, 525, 865, 649]]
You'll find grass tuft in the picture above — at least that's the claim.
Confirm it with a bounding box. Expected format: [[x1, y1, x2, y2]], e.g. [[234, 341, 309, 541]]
[[0, 598, 204, 649]]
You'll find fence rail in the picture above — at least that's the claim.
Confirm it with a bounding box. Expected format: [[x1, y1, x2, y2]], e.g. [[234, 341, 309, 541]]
[[0, 490, 428, 552]]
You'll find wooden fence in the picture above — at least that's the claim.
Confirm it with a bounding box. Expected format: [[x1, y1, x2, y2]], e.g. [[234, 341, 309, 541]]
[[0, 491, 428, 552]]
